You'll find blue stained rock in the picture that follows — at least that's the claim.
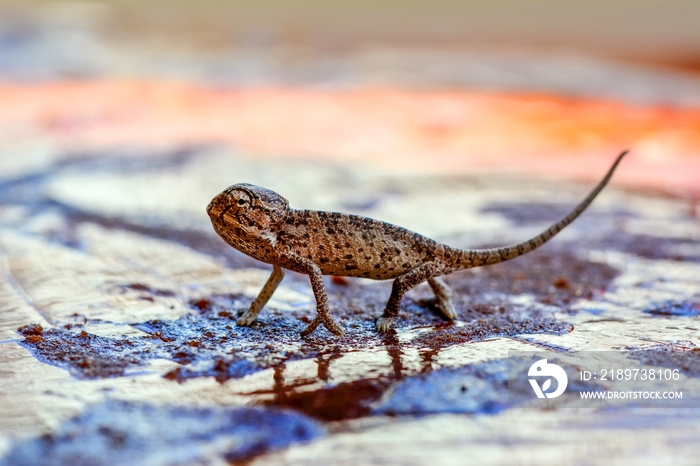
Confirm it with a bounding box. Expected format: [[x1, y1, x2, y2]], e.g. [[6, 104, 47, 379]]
[[373, 359, 509, 415], [1, 401, 325, 466]]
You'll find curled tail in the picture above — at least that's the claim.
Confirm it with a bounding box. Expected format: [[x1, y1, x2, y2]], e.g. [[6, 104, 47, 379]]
[[459, 150, 628, 269]]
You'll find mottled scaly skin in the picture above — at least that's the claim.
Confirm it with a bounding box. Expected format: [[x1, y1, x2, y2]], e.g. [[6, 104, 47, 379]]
[[207, 151, 628, 336]]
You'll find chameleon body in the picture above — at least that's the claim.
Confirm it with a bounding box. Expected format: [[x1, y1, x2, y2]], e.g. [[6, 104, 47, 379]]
[[207, 151, 627, 336]]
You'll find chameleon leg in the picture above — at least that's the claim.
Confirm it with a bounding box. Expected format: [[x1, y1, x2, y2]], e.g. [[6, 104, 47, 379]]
[[427, 276, 457, 320], [299, 263, 344, 337], [377, 262, 441, 332], [237, 264, 284, 327]]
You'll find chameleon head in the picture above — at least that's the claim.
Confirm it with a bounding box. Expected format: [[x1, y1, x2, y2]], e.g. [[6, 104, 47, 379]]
[[207, 183, 290, 248]]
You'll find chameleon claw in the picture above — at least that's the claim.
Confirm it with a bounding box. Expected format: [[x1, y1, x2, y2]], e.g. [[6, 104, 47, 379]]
[[326, 321, 345, 337], [375, 316, 397, 333], [436, 299, 457, 320]]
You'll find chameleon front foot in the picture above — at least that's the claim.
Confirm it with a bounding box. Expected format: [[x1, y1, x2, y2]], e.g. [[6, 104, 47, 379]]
[[236, 310, 259, 327], [375, 316, 397, 332], [300, 315, 344, 337]]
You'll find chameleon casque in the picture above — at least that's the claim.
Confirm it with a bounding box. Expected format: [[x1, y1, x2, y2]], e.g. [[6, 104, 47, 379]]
[[207, 151, 627, 337]]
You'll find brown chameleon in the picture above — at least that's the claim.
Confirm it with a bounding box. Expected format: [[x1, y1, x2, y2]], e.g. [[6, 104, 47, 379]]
[[207, 151, 627, 337]]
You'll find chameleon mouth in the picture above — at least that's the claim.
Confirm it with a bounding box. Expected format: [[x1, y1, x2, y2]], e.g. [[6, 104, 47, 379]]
[[206, 200, 215, 217], [206, 196, 224, 219]]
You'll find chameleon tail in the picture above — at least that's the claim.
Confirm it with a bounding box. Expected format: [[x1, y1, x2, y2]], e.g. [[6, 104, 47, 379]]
[[458, 150, 628, 269]]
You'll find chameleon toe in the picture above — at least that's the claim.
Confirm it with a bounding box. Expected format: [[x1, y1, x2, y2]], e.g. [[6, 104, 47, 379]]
[[438, 300, 457, 320], [326, 322, 345, 336], [375, 316, 397, 332]]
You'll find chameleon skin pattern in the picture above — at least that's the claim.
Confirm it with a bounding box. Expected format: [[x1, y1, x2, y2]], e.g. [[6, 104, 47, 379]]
[[207, 151, 628, 336]]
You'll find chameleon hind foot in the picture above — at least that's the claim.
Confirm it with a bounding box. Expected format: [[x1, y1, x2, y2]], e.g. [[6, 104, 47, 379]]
[[428, 277, 457, 320], [375, 315, 397, 333]]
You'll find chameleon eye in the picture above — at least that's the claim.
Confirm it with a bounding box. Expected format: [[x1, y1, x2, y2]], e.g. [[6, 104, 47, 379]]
[[236, 198, 246, 206]]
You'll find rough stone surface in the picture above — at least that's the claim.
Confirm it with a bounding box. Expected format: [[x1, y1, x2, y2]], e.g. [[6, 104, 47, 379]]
[[2, 147, 698, 464]]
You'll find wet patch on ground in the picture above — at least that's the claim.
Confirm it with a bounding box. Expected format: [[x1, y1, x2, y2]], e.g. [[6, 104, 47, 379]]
[[0, 401, 324, 466], [263, 376, 393, 421], [13, 297, 579, 429], [17, 324, 156, 379], [16, 313, 305, 380], [16, 294, 574, 383]]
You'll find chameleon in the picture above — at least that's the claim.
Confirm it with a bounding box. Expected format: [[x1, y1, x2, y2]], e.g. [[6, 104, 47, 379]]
[[207, 151, 627, 337]]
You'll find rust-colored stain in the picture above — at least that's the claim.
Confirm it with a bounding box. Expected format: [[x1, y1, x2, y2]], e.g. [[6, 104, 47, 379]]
[[1, 81, 699, 194]]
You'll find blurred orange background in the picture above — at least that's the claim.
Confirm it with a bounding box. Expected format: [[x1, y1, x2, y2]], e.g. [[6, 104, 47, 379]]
[[0, 0, 698, 195]]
